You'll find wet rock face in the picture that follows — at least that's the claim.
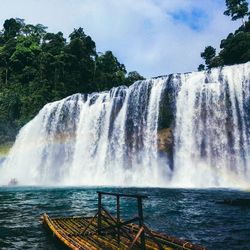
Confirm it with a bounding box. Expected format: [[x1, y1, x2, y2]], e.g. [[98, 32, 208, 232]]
[[158, 74, 181, 130], [156, 75, 179, 171], [157, 128, 173, 153], [157, 128, 174, 170]]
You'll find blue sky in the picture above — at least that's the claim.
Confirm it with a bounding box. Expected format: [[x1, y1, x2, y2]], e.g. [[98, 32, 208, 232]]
[[170, 8, 208, 31], [0, 0, 243, 77]]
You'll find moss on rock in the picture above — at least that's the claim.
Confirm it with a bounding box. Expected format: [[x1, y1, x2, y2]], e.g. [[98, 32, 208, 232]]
[[0, 142, 13, 156]]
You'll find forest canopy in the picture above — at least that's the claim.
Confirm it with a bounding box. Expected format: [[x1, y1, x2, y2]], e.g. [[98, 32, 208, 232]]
[[0, 18, 144, 143]]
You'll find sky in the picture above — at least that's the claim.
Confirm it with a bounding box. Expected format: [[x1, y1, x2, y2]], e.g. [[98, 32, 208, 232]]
[[0, 0, 243, 77]]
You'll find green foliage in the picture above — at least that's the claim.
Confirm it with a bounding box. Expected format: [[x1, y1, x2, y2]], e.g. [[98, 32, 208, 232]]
[[198, 64, 205, 71], [219, 28, 250, 64], [199, 0, 250, 70], [3, 18, 23, 40], [125, 71, 145, 85], [94, 51, 127, 90], [0, 18, 143, 143], [200, 46, 216, 69], [224, 0, 249, 22]]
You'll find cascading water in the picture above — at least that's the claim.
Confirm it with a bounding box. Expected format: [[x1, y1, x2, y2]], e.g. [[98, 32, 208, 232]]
[[173, 63, 250, 187], [0, 79, 169, 186], [0, 62, 249, 187]]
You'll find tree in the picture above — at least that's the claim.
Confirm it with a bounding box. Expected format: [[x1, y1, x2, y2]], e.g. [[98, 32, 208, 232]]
[[200, 46, 216, 69], [198, 64, 205, 71], [66, 28, 97, 93], [42, 32, 66, 55], [224, 0, 249, 25], [69, 27, 96, 57], [10, 36, 41, 84], [219, 30, 250, 65], [197, 1, 250, 69], [0, 18, 144, 143], [209, 56, 224, 68], [95, 51, 127, 90], [3, 18, 23, 40], [22, 24, 47, 42], [0, 38, 17, 84], [125, 71, 145, 85]]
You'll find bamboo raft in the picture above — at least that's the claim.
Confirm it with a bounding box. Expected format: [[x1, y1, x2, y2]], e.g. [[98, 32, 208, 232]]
[[42, 192, 207, 250]]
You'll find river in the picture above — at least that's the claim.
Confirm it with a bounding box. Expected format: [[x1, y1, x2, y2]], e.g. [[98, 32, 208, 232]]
[[0, 187, 249, 249]]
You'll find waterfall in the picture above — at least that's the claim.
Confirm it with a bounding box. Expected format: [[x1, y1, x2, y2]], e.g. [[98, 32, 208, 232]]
[[173, 63, 250, 187], [0, 79, 169, 186], [0, 62, 249, 187]]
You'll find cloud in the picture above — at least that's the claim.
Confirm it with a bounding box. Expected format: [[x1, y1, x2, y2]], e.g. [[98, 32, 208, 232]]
[[0, 0, 242, 77]]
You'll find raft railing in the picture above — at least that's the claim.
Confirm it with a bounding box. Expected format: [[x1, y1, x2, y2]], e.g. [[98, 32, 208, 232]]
[[96, 191, 149, 250]]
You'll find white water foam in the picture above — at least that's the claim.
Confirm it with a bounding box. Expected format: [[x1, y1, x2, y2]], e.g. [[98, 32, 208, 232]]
[[172, 63, 250, 188], [1, 63, 249, 188], [0, 79, 168, 186]]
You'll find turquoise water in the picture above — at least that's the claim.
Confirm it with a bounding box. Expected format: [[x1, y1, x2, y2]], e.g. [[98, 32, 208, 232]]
[[0, 187, 250, 249]]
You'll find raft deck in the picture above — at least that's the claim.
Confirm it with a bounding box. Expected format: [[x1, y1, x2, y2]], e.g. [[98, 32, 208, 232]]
[[42, 192, 207, 250]]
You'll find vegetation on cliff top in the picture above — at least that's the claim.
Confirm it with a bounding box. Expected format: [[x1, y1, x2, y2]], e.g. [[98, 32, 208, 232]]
[[1, 1, 249, 144], [199, 0, 250, 70], [0, 19, 144, 143]]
